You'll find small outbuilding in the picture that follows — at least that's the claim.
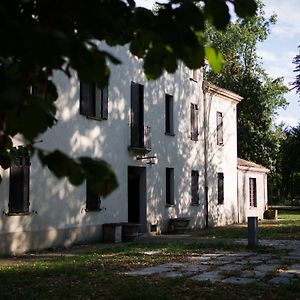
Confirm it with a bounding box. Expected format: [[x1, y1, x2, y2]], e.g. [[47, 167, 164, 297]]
[[237, 158, 269, 223]]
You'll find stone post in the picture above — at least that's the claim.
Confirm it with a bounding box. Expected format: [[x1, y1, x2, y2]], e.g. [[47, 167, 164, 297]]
[[248, 216, 258, 247]]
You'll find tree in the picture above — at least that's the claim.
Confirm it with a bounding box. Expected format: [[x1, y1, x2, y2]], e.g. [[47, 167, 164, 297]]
[[0, 0, 257, 196], [280, 123, 300, 200], [205, 1, 288, 172], [291, 45, 300, 97]]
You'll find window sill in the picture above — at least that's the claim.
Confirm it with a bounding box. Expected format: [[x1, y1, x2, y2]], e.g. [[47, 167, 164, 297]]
[[165, 132, 175, 136], [5, 212, 31, 216], [218, 203, 224, 205], [189, 78, 198, 83], [86, 116, 106, 121], [85, 208, 102, 212], [128, 146, 151, 154], [191, 203, 200, 206], [166, 204, 175, 208], [217, 143, 224, 147]]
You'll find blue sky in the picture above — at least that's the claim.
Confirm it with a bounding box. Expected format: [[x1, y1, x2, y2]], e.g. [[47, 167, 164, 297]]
[[136, 0, 300, 127], [257, 0, 300, 127]]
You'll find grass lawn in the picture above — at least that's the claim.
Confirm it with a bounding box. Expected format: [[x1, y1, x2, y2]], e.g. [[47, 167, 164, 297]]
[[0, 211, 299, 299], [0, 242, 299, 299], [195, 210, 300, 240]]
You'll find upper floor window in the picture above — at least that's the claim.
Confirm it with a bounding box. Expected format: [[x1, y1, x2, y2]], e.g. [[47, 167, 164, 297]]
[[165, 94, 174, 135], [191, 103, 199, 141], [9, 157, 30, 214], [191, 170, 199, 205], [217, 172, 224, 205], [80, 82, 108, 120], [249, 178, 257, 207], [217, 111, 223, 145]]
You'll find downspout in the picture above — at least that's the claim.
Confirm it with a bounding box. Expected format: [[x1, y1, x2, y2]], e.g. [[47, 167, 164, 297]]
[[203, 81, 209, 228]]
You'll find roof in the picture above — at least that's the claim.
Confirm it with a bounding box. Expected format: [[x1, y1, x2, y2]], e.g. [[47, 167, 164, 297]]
[[203, 81, 243, 104], [237, 158, 270, 173]]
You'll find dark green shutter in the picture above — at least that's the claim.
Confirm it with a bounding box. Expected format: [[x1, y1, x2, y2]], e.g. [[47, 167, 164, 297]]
[[86, 180, 101, 210], [80, 82, 94, 116], [101, 86, 108, 120], [9, 157, 30, 214]]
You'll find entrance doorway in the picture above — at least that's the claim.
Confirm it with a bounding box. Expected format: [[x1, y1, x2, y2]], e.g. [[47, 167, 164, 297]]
[[128, 166, 147, 233]]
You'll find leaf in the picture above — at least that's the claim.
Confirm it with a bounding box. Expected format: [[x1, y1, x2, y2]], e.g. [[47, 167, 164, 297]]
[[79, 157, 118, 198], [205, 47, 225, 73], [204, 0, 231, 30], [234, 0, 257, 18], [38, 150, 118, 197]]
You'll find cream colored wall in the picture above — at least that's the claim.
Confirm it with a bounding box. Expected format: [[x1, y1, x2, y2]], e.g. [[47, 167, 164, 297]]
[[237, 169, 268, 222], [0, 44, 240, 254], [205, 93, 239, 227]]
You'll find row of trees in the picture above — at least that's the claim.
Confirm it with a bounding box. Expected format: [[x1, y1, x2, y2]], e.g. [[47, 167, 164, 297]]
[[205, 1, 300, 203]]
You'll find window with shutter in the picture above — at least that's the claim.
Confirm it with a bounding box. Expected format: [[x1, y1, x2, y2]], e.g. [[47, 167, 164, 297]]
[[86, 180, 101, 211], [166, 168, 174, 205], [165, 94, 174, 135], [249, 178, 257, 207], [9, 157, 30, 214], [131, 82, 144, 148], [191, 103, 199, 141], [217, 112, 223, 145], [80, 82, 108, 120], [217, 172, 224, 205], [191, 170, 199, 205]]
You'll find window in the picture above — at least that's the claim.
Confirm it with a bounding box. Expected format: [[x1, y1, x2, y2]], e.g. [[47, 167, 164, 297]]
[[86, 180, 102, 211], [130, 82, 145, 148], [191, 170, 199, 205], [166, 168, 174, 206], [191, 103, 199, 141], [217, 112, 223, 145], [80, 82, 108, 120], [249, 178, 257, 207], [165, 94, 174, 135], [9, 157, 30, 214], [217, 172, 224, 205]]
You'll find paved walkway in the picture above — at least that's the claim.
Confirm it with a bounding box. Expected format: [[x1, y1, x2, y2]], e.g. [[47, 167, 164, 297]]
[[0, 235, 299, 286], [125, 238, 300, 286]]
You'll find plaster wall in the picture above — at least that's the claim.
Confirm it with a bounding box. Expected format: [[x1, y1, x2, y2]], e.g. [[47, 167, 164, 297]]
[[237, 169, 268, 222], [0, 45, 240, 254]]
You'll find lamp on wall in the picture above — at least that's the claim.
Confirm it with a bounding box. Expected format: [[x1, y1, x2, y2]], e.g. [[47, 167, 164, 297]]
[[136, 155, 157, 167]]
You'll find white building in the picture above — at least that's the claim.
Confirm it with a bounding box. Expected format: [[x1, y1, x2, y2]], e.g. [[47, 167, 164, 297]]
[[0, 46, 266, 255]]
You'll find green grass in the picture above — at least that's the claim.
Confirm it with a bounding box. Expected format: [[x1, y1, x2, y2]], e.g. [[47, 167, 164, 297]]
[[0, 243, 299, 299], [195, 210, 300, 240], [0, 211, 299, 299]]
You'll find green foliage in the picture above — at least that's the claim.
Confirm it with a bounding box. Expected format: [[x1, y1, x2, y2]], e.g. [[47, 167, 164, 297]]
[[280, 123, 300, 199], [291, 45, 300, 98], [0, 0, 257, 194], [205, 1, 288, 172]]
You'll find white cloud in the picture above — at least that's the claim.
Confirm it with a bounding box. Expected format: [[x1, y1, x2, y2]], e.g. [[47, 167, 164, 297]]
[[263, 0, 300, 39], [275, 115, 299, 127], [257, 49, 277, 62]]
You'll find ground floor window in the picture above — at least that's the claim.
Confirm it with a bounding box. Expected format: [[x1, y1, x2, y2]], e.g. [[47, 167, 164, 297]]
[[249, 178, 257, 207], [191, 170, 199, 205], [166, 168, 174, 205], [9, 157, 30, 214], [86, 180, 101, 211], [217, 172, 224, 205]]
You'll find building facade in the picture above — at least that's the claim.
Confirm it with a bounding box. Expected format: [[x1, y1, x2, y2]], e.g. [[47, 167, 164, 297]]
[[0, 46, 246, 255]]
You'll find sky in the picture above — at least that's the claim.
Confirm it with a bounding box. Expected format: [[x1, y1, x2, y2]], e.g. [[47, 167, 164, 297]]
[[136, 0, 300, 127], [257, 0, 300, 127]]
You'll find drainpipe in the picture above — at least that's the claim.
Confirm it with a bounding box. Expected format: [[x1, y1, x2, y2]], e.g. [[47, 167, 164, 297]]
[[203, 81, 209, 228]]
